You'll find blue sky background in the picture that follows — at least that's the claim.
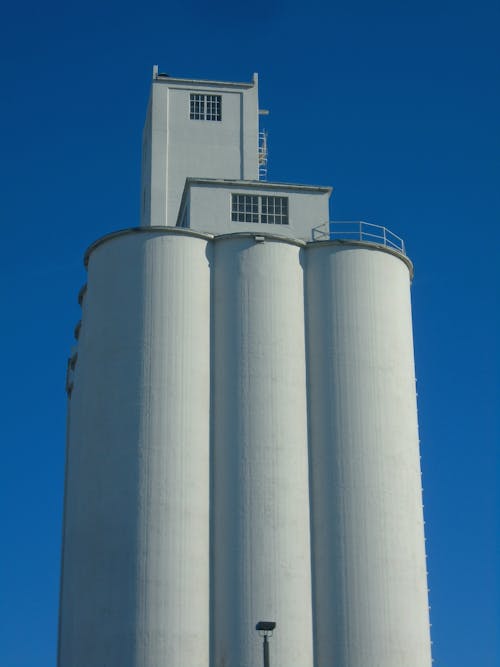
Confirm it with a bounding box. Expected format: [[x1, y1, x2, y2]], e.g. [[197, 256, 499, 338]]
[[0, 0, 498, 665]]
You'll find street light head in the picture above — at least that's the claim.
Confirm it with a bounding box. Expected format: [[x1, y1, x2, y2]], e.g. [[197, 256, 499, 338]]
[[256, 621, 276, 633]]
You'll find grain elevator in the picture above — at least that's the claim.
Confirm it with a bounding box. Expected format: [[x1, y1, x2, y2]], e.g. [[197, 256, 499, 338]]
[[58, 69, 432, 667]]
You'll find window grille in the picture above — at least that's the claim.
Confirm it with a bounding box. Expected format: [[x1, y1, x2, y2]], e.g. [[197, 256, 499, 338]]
[[231, 194, 289, 225], [231, 194, 259, 223], [206, 95, 222, 121], [261, 196, 288, 225], [190, 93, 222, 121], [190, 94, 205, 120]]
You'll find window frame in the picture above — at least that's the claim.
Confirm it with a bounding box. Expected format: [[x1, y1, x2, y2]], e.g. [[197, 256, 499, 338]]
[[231, 194, 289, 226], [190, 93, 222, 121]]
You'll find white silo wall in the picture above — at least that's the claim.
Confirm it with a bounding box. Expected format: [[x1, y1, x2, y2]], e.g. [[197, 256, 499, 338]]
[[58, 229, 212, 667], [305, 243, 432, 667], [213, 235, 314, 667]]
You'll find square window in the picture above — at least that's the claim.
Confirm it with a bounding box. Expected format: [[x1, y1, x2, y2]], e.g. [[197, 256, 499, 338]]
[[190, 93, 221, 121]]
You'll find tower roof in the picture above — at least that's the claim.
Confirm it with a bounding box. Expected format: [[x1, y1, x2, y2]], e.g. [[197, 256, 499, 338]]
[[152, 66, 258, 89]]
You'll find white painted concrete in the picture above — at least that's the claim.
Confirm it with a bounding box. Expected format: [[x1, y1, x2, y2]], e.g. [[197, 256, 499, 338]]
[[213, 235, 314, 667], [141, 75, 259, 227], [61, 68, 432, 667], [59, 229, 212, 667], [61, 229, 431, 667], [177, 178, 331, 241], [305, 243, 432, 667]]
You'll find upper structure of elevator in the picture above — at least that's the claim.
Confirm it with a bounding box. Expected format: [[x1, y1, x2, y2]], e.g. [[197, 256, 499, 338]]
[[140, 67, 332, 240]]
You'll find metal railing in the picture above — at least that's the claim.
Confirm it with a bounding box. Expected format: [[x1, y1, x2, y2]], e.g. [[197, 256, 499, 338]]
[[312, 221, 406, 255]]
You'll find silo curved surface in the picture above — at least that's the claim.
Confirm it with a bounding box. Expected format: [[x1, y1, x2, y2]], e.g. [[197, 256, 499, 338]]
[[213, 235, 314, 667], [305, 243, 431, 667], [58, 229, 212, 667]]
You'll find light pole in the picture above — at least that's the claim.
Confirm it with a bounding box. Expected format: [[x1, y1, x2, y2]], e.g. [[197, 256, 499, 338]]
[[255, 621, 276, 667]]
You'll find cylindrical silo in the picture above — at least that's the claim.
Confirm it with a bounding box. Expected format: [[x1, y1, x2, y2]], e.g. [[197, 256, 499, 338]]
[[212, 233, 314, 667], [58, 228, 212, 667], [305, 242, 431, 667]]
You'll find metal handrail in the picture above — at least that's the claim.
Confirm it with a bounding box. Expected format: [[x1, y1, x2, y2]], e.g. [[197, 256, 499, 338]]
[[312, 221, 406, 255]]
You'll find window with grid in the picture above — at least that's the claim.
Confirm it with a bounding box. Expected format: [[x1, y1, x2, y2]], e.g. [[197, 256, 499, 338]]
[[190, 93, 222, 121], [231, 194, 259, 223], [231, 194, 289, 225], [190, 94, 205, 120], [206, 95, 221, 121], [261, 196, 288, 225]]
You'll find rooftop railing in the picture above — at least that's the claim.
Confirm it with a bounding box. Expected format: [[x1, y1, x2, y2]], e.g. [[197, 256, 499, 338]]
[[312, 221, 406, 255]]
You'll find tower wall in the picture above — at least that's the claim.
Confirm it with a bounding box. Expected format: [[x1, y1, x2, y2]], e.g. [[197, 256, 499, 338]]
[[141, 76, 259, 227], [305, 243, 432, 667], [59, 230, 212, 667], [212, 235, 314, 667]]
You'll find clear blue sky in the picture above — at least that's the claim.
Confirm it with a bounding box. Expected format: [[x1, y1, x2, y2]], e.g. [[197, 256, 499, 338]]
[[0, 0, 497, 665]]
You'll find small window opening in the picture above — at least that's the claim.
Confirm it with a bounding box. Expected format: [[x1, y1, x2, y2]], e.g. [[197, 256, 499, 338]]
[[231, 194, 289, 225], [190, 94, 222, 121]]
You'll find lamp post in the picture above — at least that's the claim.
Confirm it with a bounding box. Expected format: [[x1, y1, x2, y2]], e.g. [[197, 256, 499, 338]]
[[255, 621, 276, 667]]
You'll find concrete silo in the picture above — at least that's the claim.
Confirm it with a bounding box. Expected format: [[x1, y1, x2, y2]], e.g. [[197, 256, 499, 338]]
[[59, 69, 432, 667], [306, 242, 431, 667], [59, 229, 212, 666], [213, 235, 313, 667]]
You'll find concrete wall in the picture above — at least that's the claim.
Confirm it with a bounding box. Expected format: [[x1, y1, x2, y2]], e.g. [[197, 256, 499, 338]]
[[60, 229, 430, 667], [186, 181, 330, 240], [141, 78, 259, 227], [213, 236, 314, 667], [140, 97, 152, 226], [59, 230, 212, 667], [306, 243, 432, 667]]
